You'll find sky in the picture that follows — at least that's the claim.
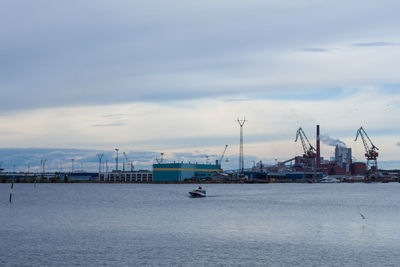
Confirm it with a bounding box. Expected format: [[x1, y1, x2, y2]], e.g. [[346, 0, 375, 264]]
[[0, 0, 399, 171]]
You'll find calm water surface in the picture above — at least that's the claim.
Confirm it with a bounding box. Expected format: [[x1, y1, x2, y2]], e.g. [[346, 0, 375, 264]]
[[1, 183, 399, 266]]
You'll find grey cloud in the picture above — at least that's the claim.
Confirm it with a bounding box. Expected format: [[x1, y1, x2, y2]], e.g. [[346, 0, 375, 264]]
[[92, 121, 126, 127], [353, 42, 399, 47], [101, 114, 128, 118], [0, 147, 245, 171], [2, 1, 400, 111], [0, 148, 159, 172], [224, 98, 253, 102], [397, 142, 400, 146], [299, 48, 329, 52], [171, 152, 217, 164]]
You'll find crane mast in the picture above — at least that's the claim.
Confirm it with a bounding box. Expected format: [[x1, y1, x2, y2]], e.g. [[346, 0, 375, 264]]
[[355, 127, 379, 171]]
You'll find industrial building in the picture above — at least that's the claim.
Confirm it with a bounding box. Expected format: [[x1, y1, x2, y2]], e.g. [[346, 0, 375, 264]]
[[275, 125, 369, 177], [335, 145, 352, 173], [99, 170, 152, 182], [153, 162, 222, 182], [244, 171, 323, 182]]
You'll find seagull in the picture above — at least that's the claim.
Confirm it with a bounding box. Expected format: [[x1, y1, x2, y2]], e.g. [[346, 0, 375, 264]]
[[359, 213, 366, 219]]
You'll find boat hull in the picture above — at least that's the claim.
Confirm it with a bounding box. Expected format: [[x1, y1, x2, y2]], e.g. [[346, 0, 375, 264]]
[[189, 191, 206, 197], [321, 178, 340, 183]]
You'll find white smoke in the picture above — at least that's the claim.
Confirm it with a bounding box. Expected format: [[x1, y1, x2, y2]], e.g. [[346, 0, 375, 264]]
[[320, 135, 346, 147]]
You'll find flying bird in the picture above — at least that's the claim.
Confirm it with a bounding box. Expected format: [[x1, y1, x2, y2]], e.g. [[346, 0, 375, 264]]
[[359, 213, 366, 219]]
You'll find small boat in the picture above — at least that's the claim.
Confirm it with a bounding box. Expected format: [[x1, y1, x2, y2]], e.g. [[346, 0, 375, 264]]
[[321, 177, 341, 183], [189, 186, 206, 197]]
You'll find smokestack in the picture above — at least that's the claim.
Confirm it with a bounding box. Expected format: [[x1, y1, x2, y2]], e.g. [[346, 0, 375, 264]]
[[316, 125, 320, 170]]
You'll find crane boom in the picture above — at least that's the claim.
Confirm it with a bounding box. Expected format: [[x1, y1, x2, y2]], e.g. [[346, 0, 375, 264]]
[[218, 145, 228, 166], [219, 145, 228, 164], [355, 127, 379, 160], [123, 152, 134, 172], [295, 127, 316, 158]]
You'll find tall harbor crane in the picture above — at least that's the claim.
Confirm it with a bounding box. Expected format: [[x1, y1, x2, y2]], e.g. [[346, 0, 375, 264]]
[[295, 127, 316, 170], [123, 152, 134, 172], [295, 127, 316, 159], [355, 127, 379, 171], [218, 145, 228, 166]]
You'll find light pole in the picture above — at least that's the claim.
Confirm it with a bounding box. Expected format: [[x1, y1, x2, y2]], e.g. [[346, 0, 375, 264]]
[[97, 153, 104, 181], [40, 159, 47, 180], [43, 159, 47, 175], [115, 148, 119, 171]]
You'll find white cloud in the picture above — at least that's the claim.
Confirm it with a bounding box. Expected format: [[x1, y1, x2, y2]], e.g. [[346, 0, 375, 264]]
[[0, 88, 399, 169]]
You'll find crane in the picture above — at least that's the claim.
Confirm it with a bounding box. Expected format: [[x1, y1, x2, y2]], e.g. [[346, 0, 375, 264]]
[[219, 145, 228, 166], [295, 127, 316, 170], [123, 152, 134, 172], [355, 127, 379, 171], [295, 127, 316, 159]]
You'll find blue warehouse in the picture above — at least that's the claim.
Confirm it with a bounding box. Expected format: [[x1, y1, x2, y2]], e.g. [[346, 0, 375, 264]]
[[153, 162, 222, 182]]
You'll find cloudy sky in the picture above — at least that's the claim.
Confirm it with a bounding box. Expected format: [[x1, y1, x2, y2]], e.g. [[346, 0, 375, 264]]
[[1, 0, 399, 171]]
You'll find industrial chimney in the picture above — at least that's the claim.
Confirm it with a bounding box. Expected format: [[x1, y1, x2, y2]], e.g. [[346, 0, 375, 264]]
[[316, 125, 320, 170]]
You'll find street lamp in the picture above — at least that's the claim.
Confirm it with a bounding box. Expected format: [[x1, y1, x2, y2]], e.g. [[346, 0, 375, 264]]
[[115, 148, 119, 171]]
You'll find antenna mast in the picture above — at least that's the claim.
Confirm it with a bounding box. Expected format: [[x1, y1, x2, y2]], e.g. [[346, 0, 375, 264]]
[[237, 117, 247, 174]]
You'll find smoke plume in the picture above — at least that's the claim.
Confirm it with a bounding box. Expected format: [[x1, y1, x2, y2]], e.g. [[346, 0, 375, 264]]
[[320, 135, 346, 147]]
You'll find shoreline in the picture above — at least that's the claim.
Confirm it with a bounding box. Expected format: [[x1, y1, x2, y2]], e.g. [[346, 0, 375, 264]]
[[1, 179, 398, 184]]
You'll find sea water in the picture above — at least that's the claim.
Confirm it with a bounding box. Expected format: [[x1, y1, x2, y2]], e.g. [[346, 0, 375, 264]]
[[1, 183, 399, 266]]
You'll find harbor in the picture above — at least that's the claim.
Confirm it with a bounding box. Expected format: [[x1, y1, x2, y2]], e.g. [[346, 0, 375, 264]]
[[1, 124, 399, 184]]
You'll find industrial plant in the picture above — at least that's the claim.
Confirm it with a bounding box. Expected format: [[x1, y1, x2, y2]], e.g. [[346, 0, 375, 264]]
[[0, 122, 399, 183], [242, 125, 382, 183]]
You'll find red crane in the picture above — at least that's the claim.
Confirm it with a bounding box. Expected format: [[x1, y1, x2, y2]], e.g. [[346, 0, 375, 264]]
[[295, 127, 316, 170], [355, 127, 379, 171], [295, 127, 316, 159]]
